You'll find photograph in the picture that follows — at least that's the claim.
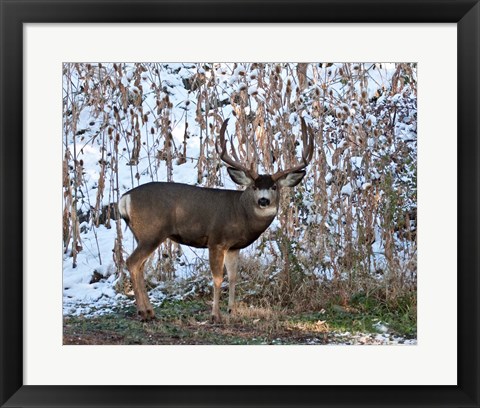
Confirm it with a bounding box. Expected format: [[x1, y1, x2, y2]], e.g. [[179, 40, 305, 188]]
[[62, 62, 418, 345]]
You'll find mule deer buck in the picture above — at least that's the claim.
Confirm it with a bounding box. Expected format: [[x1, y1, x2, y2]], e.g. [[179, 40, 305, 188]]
[[118, 117, 314, 322]]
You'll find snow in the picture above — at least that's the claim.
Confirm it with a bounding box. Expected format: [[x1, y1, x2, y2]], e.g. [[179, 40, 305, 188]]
[[248, 85, 258, 95], [341, 183, 353, 196], [350, 156, 363, 168]]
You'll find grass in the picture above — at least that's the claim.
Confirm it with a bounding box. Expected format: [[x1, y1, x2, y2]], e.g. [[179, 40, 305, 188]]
[[63, 293, 416, 345]]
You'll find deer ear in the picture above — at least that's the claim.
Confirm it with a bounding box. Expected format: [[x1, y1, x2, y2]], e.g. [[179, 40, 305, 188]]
[[277, 170, 306, 188], [227, 167, 254, 186]]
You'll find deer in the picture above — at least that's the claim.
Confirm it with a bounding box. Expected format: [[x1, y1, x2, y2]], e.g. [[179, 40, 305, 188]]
[[118, 117, 314, 322]]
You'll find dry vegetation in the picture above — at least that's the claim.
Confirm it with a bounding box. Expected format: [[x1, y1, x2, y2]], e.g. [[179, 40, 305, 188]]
[[63, 62, 417, 329]]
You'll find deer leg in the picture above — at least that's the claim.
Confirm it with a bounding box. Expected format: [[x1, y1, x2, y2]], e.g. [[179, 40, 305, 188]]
[[209, 247, 226, 323], [224, 249, 240, 314], [126, 242, 159, 321]]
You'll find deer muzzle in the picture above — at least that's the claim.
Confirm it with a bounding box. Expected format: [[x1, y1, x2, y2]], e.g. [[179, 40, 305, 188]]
[[258, 197, 270, 207]]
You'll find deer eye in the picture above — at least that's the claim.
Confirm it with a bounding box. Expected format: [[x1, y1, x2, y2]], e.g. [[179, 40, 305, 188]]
[[252, 186, 258, 191], [271, 185, 277, 191]]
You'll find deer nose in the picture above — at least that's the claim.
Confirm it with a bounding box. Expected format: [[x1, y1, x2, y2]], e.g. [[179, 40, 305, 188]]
[[258, 197, 270, 207]]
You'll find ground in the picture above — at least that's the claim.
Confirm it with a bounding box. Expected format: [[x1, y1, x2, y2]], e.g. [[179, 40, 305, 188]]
[[63, 298, 416, 345]]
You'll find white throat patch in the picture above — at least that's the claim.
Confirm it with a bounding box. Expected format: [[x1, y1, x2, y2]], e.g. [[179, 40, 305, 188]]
[[254, 206, 278, 218]]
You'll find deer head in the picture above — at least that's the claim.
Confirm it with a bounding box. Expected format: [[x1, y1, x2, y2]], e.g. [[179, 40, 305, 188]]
[[217, 117, 314, 218]]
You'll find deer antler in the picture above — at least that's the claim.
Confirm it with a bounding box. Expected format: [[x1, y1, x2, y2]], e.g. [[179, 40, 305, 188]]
[[271, 117, 314, 181], [217, 118, 259, 180]]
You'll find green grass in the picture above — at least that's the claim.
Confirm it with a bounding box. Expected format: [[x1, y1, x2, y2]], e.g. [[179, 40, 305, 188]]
[[316, 291, 417, 337], [64, 294, 416, 345]]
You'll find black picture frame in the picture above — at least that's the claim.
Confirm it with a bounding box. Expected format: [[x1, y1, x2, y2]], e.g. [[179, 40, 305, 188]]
[[1, 1, 479, 407]]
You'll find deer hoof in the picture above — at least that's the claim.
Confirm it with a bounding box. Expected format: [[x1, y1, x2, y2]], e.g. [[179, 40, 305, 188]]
[[138, 308, 155, 321], [211, 314, 222, 324]]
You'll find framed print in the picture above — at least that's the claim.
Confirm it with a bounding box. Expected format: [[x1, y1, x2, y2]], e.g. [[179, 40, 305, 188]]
[[1, 0, 479, 407]]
